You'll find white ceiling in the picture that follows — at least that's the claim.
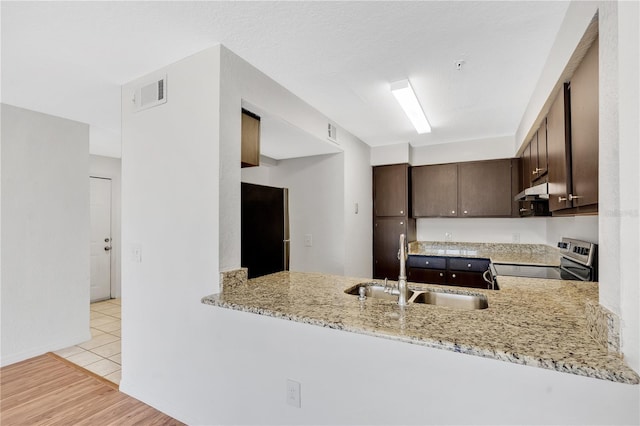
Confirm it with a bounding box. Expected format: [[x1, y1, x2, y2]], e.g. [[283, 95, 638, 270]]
[[1, 1, 570, 156]]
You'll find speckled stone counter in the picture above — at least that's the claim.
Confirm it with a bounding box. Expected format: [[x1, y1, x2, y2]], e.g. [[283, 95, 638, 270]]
[[409, 241, 561, 266], [202, 271, 639, 384]]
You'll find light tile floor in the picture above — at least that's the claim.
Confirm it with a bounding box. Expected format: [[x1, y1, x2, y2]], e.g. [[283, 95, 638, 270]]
[[55, 298, 122, 385]]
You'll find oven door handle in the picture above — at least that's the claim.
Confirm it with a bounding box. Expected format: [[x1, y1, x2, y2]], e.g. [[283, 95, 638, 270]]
[[483, 268, 495, 290]]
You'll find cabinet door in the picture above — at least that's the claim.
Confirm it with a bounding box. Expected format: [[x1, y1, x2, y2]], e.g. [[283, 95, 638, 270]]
[[407, 268, 447, 285], [528, 132, 539, 182], [547, 84, 572, 211], [411, 164, 458, 217], [536, 119, 548, 178], [241, 110, 260, 168], [458, 159, 513, 217], [447, 271, 489, 289], [570, 38, 599, 207], [521, 143, 531, 189], [373, 164, 409, 217], [373, 218, 414, 280]]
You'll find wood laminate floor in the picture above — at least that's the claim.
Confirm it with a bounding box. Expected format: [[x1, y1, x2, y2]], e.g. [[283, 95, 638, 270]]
[[0, 353, 183, 426]]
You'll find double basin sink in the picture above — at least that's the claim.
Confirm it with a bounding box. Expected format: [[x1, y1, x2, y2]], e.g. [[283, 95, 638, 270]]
[[345, 282, 488, 310]]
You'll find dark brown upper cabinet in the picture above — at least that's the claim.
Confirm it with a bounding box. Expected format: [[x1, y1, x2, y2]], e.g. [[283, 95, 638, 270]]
[[569, 37, 599, 209], [536, 119, 548, 179], [547, 84, 572, 212], [241, 109, 260, 168], [458, 159, 514, 217], [547, 37, 599, 214], [412, 159, 517, 218], [521, 142, 532, 190], [411, 164, 458, 217], [373, 164, 410, 217]]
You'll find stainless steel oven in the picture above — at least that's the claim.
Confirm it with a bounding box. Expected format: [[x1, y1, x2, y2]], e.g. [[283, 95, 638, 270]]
[[490, 238, 597, 286]]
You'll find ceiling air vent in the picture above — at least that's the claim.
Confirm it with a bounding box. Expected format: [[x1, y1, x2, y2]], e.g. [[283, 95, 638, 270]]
[[327, 122, 338, 144], [134, 76, 167, 112]]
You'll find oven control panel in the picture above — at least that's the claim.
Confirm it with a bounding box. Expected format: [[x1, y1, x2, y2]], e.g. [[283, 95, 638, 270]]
[[558, 238, 596, 267]]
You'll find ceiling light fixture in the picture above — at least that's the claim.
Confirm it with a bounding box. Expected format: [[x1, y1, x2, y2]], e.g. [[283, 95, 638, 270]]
[[390, 79, 431, 134]]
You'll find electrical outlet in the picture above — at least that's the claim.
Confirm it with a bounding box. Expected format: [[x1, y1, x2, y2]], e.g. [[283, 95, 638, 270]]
[[304, 234, 313, 247], [286, 379, 301, 408]]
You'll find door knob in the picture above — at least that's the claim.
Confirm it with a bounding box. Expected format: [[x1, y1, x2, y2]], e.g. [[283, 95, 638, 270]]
[[104, 238, 111, 243], [104, 246, 112, 251]]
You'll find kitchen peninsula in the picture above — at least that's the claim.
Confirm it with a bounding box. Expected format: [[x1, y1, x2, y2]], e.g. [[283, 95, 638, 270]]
[[202, 265, 638, 384]]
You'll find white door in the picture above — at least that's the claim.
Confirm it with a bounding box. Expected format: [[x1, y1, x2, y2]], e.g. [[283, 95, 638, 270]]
[[90, 177, 112, 302]]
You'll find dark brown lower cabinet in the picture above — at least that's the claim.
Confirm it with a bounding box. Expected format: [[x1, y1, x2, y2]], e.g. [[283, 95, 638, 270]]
[[373, 218, 416, 280], [407, 256, 491, 289], [407, 268, 447, 285], [447, 271, 488, 289]]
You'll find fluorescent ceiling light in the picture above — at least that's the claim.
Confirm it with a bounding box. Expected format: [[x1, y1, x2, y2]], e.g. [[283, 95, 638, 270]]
[[390, 79, 431, 134]]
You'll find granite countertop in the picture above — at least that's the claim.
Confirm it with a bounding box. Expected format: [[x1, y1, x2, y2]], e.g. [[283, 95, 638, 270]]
[[202, 270, 639, 384], [408, 241, 562, 266]]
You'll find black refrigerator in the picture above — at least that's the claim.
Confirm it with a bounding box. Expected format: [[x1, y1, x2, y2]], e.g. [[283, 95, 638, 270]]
[[241, 182, 290, 279]]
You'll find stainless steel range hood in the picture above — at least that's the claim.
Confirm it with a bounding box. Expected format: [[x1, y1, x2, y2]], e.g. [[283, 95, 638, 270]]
[[514, 182, 549, 201]]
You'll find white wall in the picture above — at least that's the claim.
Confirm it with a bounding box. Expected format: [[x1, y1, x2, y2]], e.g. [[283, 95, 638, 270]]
[[242, 154, 345, 275], [340, 130, 373, 278], [269, 154, 345, 275], [219, 45, 371, 278], [411, 135, 515, 165], [608, 0, 639, 372], [370, 142, 411, 166], [120, 44, 374, 423], [127, 305, 639, 425], [243, 148, 371, 278], [546, 216, 599, 246], [1, 104, 90, 366], [119, 45, 221, 407], [89, 126, 121, 158], [417, 218, 548, 244], [89, 155, 122, 298]]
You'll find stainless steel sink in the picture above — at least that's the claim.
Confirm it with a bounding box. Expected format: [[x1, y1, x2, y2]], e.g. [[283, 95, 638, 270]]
[[411, 291, 488, 310], [345, 283, 488, 310], [345, 283, 413, 301]]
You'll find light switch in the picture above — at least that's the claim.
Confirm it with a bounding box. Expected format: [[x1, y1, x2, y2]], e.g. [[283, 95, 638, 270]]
[[304, 234, 313, 247], [131, 244, 142, 263]]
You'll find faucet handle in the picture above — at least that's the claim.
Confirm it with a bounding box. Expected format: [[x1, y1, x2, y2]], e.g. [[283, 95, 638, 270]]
[[358, 286, 367, 301]]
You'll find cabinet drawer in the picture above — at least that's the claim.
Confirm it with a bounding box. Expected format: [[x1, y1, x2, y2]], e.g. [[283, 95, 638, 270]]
[[447, 271, 489, 289], [407, 255, 447, 270], [407, 268, 447, 285], [448, 257, 490, 272]]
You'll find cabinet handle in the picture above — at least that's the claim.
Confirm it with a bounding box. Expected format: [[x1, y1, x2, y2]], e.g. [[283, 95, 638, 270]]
[[463, 210, 468, 214], [425, 261, 429, 265], [519, 208, 528, 212], [467, 263, 472, 268], [400, 221, 404, 225], [569, 194, 582, 201], [452, 274, 456, 278], [532, 168, 544, 175], [558, 196, 568, 202], [400, 210, 404, 214], [439, 272, 444, 277], [451, 210, 456, 214]]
